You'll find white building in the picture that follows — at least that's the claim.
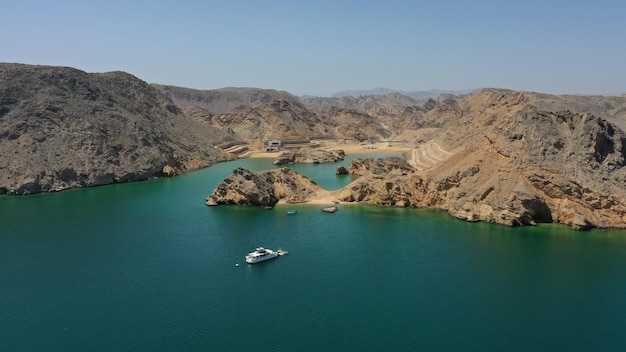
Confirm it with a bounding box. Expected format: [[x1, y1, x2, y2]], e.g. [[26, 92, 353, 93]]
[[266, 139, 282, 152]]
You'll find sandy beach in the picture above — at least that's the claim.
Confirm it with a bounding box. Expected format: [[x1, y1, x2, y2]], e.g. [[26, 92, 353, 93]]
[[244, 139, 448, 173], [275, 190, 342, 205], [246, 140, 413, 159]]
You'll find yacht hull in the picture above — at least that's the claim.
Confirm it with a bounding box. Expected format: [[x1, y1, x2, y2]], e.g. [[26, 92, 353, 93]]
[[245, 253, 278, 264], [245, 247, 279, 264]]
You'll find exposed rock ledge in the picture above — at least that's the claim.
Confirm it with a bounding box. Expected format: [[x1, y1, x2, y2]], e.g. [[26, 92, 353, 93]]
[[273, 147, 345, 165], [206, 157, 626, 230]]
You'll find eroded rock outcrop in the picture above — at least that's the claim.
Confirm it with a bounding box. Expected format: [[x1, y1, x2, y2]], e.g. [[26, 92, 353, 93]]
[[206, 167, 326, 207], [336, 165, 348, 175], [348, 157, 414, 176], [273, 147, 345, 165]]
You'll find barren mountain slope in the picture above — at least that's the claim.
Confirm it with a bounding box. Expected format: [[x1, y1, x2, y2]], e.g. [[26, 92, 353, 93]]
[[528, 92, 626, 131], [0, 63, 233, 194], [403, 89, 626, 228], [202, 100, 399, 145], [208, 99, 332, 142], [163, 88, 409, 145], [378, 94, 461, 143], [328, 109, 391, 142], [302, 92, 418, 116], [154, 85, 299, 114]]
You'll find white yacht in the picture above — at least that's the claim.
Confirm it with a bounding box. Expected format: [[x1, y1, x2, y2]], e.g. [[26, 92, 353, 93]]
[[245, 247, 279, 264]]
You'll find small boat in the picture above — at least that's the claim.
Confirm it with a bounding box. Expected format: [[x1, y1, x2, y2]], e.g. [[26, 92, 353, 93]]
[[287, 210, 297, 215], [245, 247, 279, 264]]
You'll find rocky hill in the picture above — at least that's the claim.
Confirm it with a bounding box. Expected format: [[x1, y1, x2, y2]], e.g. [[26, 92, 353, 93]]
[[273, 147, 345, 165], [209, 99, 330, 143], [206, 167, 328, 206], [168, 94, 410, 146], [420, 89, 626, 229], [167, 89, 460, 147], [327, 109, 391, 142], [154, 85, 299, 114], [301, 92, 418, 116], [0, 63, 233, 194], [364, 90, 626, 229]]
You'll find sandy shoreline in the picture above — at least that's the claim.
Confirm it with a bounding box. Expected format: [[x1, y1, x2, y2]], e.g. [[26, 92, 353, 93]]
[[277, 197, 340, 205], [246, 141, 413, 159], [276, 190, 342, 205]]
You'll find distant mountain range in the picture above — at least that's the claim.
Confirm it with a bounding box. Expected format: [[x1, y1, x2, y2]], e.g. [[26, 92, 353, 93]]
[[330, 87, 479, 99]]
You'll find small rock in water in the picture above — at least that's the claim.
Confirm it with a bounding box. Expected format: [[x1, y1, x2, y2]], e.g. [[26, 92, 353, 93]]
[[321, 206, 338, 213]]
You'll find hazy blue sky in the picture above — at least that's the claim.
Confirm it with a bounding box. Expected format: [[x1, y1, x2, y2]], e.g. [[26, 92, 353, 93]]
[[2, 0, 625, 96]]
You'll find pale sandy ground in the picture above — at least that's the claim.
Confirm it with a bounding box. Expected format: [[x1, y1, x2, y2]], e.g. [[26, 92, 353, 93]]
[[247, 140, 413, 159], [277, 192, 339, 205]]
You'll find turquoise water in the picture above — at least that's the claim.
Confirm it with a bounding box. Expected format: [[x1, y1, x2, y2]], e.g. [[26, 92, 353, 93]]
[[2, 156, 626, 351]]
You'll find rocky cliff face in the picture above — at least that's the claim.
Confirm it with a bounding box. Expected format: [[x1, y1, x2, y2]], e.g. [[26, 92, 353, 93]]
[[420, 90, 626, 229], [331, 90, 626, 229], [0, 63, 233, 194]]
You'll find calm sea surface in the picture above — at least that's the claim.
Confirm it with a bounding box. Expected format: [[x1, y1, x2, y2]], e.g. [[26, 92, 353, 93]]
[[2, 155, 626, 351]]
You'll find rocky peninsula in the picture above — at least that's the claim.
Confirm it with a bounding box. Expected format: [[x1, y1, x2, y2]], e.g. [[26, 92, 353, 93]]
[[273, 147, 345, 165], [206, 167, 331, 206]]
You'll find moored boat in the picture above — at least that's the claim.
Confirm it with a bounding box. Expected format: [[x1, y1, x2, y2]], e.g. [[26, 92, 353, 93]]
[[245, 247, 279, 264]]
